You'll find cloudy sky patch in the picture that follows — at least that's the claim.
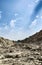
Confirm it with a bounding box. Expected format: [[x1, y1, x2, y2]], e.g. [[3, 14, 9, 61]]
[[0, 0, 42, 40]]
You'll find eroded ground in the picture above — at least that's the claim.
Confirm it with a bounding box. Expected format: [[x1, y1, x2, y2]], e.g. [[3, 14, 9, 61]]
[[0, 41, 42, 65]]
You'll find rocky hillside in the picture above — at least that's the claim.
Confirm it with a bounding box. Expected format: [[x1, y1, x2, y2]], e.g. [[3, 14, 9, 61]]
[[18, 30, 42, 43], [0, 30, 42, 65]]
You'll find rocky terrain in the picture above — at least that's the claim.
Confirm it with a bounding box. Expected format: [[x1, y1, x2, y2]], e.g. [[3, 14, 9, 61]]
[[0, 30, 42, 65]]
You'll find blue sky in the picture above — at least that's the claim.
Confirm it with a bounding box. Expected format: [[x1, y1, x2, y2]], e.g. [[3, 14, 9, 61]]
[[0, 0, 42, 40]]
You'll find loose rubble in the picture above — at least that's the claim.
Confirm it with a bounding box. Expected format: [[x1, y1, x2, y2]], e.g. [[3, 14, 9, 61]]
[[0, 41, 42, 65], [0, 30, 42, 65]]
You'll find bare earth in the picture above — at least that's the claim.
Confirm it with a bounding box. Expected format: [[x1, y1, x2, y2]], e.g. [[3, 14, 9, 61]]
[[0, 30, 42, 65]]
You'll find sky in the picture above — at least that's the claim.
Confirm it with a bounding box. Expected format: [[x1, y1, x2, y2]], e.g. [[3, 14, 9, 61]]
[[0, 0, 42, 40]]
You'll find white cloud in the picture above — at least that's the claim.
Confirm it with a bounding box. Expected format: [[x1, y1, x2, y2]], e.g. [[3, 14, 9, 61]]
[[15, 13, 18, 16], [6, 28, 28, 40], [35, 0, 39, 3], [36, 15, 39, 18], [29, 19, 37, 28], [32, 19, 37, 25], [40, 16, 42, 19], [10, 19, 16, 28]]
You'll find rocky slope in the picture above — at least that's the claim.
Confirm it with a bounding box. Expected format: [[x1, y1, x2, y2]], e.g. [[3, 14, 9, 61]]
[[0, 30, 42, 65], [18, 30, 42, 43]]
